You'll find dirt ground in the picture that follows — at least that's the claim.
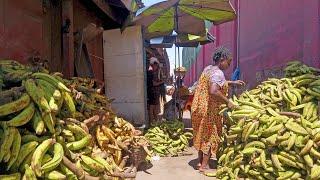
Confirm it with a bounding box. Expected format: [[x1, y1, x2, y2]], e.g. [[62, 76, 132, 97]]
[[137, 111, 217, 180], [136, 147, 217, 180]]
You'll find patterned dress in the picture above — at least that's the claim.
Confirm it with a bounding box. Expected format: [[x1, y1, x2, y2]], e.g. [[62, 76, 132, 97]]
[[191, 65, 228, 155]]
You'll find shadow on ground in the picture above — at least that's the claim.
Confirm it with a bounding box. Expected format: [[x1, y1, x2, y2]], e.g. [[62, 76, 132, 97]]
[[188, 158, 217, 170], [138, 161, 153, 174]]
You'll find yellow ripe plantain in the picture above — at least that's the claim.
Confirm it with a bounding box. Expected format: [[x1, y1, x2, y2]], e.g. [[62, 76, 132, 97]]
[[81, 155, 105, 173], [3, 102, 35, 127], [114, 150, 122, 165], [45, 170, 66, 180], [41, 154, 52, 165], [101, 125, 116, 143], [31, 109, 45, 135], [22, 164, 37, 180], [92, 155, 114, 174], [31, 138, 55, 177], [66, 122, 88, 140], [0, 93, 30, 117], [41, 142, 64, 173], [66, 134, 91, 151]]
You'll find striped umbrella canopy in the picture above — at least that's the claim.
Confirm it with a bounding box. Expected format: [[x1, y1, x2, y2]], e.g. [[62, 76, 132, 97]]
[[147, 31, 215, 48], [129, 0, 236, 39]]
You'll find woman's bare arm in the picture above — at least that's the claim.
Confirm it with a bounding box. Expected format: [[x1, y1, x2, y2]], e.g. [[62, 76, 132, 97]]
[[209, 83, 229, 103], [210, 83, 235, 109]]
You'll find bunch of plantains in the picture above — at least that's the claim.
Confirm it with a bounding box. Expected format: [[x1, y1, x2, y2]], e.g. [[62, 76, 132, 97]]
[[0, 60, 145, 179], [216, 61, 320, 179], [144, 120, 193, 157], [284, 61, 320, 78]]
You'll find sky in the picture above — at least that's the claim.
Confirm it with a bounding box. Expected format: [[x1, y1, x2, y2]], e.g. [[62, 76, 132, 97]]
[[166, 45, 183, 75], [141, 0, 184, 75]]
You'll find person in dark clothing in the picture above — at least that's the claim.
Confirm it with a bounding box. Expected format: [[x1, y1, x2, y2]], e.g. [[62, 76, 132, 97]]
[[147, 57, 164, 125]]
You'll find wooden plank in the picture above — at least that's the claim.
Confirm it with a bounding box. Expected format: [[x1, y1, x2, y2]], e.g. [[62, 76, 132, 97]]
[[91, 0, 119, 23], [62, 0, 74, 78]]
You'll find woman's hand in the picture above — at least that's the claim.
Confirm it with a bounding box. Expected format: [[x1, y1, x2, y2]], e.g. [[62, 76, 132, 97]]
[[233, 80, 245, 86], [227, 101, 237, 110]]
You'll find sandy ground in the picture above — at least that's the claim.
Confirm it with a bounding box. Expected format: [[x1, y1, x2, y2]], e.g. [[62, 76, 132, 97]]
[[137, 110, 217, 180], [136, 147, 217, 180]]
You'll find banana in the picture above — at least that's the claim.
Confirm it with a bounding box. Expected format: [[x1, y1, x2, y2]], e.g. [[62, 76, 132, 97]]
[[92, 155, 114, 173], [290, 88, 302, 103], [179, 134, 188, 145], [62, 91, 76, 117], [22, 164, 37, 180], [36, 78, 62, 100], [3, 149, 11, 163], [42, 112, 55, 134], [25, 79, 51, 113], [32, 72, 70, 92], [0, 93, 30, 116], [61, 129, 74, 138], [80, 160, 99, 176], [3, 102, 35, 127], [299, 140, 313, 155], [41, 154, 53, 165], [81, 154, 105, 173], [31, 138, 55, 177], [114, 150, 122, 165], [66, 122, 88, 140], [66, 134, 91, 151], [7, 128, 21, 170], [41, 142, 64, 173], [286, 133, 296, 151], [31, 109, 45, 135], [21, 134, 49, 144], [59, 163, 78, 180], [11, 141, 38, 171], [0, 173, 21, 180], [45, 170, 66, 180], [311, 165, 320, 180], [0, 126, 15, 162]]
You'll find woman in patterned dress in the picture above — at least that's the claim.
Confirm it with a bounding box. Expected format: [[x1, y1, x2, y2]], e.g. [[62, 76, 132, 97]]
[[191, 46, 245, 173]]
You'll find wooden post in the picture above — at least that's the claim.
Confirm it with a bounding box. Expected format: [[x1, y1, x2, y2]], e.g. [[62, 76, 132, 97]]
[[62, 0, 74, 78]]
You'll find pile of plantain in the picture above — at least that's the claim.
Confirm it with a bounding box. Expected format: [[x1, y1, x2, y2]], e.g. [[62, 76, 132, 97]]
[[144, 120, 193, 157], [0, 60, 145, 179], [216, 61, 320, 179], [284, 61, 320, 78]]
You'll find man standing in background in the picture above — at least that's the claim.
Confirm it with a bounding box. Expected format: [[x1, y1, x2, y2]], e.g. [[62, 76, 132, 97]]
[[147, 57, 164, 125]]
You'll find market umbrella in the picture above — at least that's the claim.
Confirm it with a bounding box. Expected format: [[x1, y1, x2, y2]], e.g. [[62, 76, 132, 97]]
[[147, 31, 215, 48], [128, 0, 236, 39]]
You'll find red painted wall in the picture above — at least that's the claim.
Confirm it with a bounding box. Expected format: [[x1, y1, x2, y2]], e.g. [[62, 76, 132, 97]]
[[0, 0, 47, 64], [184, 0, 320, 89]]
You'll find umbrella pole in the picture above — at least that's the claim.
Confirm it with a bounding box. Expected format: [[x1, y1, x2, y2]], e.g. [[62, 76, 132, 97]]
[[174, 44, 178, 121], [174, 4, 182, 121]]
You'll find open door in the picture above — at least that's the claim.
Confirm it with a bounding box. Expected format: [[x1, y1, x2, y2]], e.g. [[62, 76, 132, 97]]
[[103, 26, 146, 125]]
